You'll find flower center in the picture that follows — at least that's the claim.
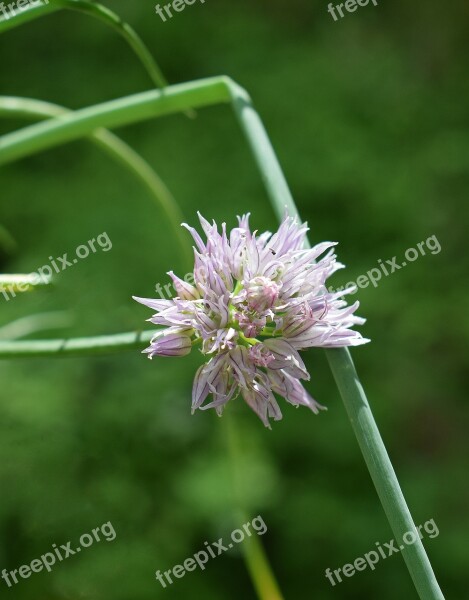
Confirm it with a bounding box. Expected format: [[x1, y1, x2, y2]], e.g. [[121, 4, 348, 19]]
[[245, 276, 280, 312], [226, 277, 281, 340]]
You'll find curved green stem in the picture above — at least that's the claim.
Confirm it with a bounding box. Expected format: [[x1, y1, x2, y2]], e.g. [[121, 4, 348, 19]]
[[0, 329, 158, 358], [0, 0, 56, 30], [0, 96, 191, 268], [0, 0, 168, 90]]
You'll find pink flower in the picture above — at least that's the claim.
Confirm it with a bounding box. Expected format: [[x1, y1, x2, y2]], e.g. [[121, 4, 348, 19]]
[[134, 213, 369, 428]]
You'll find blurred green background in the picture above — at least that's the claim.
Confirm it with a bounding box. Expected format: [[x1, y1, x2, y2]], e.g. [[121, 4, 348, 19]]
[[0, 0, 468, 598]]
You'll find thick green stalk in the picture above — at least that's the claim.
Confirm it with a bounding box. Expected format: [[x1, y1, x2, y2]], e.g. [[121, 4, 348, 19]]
[[0, 76, 445, 598], [0, 97, 191, 269], [0, 0, 168, 89], [326, 348, 444, 596]]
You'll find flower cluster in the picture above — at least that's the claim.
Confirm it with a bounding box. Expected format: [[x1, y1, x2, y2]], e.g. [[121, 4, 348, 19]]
[[134, 213, 369, 427]]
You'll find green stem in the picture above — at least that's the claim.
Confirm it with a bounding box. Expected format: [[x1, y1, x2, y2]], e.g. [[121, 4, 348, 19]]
[[226, 84, 445, 600], [224, 415, 284, 600], [242, 528, 284, 600], [0, 97, 191, 269], [0, 75, 445, 598], [326, 348, 444, 597], [0, 273, 52, 291], [0, 0, 168, 90], [0, 329, 158, 358], [0, 77, 231, 165]]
